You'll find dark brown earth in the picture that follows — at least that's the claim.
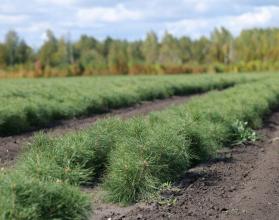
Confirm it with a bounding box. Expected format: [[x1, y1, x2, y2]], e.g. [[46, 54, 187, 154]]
[[93, 111, 279, 220], [0, 95, 197, 167]]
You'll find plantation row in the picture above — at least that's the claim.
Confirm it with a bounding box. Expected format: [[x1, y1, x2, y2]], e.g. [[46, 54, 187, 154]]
[[1, 75, 279, 219], [0, 73, 265, 135]]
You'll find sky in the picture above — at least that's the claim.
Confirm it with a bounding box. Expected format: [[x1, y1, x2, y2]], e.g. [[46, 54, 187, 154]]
[[0, 0, 279, 47]]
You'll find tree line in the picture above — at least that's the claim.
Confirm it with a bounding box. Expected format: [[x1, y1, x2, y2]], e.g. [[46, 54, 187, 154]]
[[1, 27, 279, 77]]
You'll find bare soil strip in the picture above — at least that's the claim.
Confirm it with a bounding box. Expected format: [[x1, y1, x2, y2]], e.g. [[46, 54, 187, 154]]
[[94, 111, 279, 220], [0, 95, 199, 166]]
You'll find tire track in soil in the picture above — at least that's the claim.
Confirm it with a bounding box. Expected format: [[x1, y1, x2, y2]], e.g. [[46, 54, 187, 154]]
[[94, 111, 279, 220], [0, 94, 200, 167]]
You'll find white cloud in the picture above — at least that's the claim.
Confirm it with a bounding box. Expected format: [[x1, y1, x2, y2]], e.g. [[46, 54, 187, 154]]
[[18, 22, 52, 33], [228, 6, 274, 30], [0, 0, 279, 45], [34, 0, 77, 6], [0, 3, 17, 13], [0, 14, 28, 25], [166, 6, 279, 38], [194, 2, 209, 13], [76, 4, 143, 25], [166, 19, 209, 38]]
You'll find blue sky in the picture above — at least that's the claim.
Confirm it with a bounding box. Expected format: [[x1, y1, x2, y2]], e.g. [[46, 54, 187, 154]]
[[1, 0, 279, 47]]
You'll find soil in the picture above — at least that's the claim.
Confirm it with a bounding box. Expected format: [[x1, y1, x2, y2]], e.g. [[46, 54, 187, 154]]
[[93, 111, 279, 220], [0, 95, 198, 166]]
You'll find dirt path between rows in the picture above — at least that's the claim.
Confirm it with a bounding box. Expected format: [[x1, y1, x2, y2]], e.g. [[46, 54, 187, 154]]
[[0, 95, 199, 166], [94, 111, 279, 220]]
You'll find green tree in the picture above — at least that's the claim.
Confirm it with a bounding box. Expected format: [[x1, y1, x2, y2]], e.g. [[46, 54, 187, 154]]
[[5, 30, 20, 66], [108, 41, 128, 74], [102, 37, 113, 59], [16, 40, 33, 64], [192, 37, 211, 64], [0, 43, 7, 67], [142, 31, 159, 64], [209, 27, 233, 64], [127, 41, 144, 67], [52, 38, 69, 67], [74, 35, 98, 57], [178, 36, 193, 63], [39, 30, 58, 67], [158, 32, 183, 66], [80, 50, 106, 71]]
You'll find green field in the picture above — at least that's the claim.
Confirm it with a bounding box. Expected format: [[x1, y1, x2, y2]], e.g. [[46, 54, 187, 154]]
[[0, 73, 266, 135], [0, 73, 278, 219]]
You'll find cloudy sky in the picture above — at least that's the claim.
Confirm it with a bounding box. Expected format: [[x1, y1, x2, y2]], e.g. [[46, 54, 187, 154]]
[[1, 0, 279, 46]]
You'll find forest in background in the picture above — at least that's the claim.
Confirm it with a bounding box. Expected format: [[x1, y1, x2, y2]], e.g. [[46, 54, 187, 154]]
[[0, 27, 279, 78]]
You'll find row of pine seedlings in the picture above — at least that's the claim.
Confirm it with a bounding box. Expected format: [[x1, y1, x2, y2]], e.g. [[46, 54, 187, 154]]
[[0, 74, 263, 136], [1, 76, 279, 219]]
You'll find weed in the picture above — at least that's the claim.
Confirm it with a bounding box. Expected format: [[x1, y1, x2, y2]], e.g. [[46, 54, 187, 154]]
[[232, 120, 258, 145]]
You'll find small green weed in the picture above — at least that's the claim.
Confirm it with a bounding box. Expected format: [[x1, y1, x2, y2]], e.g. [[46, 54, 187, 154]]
[[145, 182, 179, 206], [232, 120, 258, 145]]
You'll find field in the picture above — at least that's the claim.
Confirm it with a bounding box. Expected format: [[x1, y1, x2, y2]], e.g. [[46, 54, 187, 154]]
[[0, 73, 279, 219], [0, 73, 265, 135]]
